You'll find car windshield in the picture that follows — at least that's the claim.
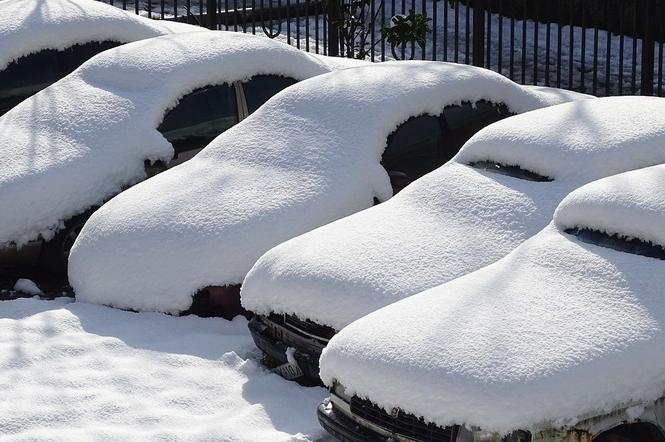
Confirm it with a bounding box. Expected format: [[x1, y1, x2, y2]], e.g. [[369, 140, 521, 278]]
[[469, 160, 553, 182], [566, 227, 665, 260]]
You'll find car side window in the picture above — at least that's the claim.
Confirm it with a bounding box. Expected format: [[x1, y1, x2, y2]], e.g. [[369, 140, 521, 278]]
[[157, 84, 239, 156], [58, 41, 122, 76], [566, 227, 665, 260], [443, 100, 512, 150], [381, 114, 449, 193], [0, 49, 60, 115], [0, 41, 122, 116], [242, 75, 298, 114]]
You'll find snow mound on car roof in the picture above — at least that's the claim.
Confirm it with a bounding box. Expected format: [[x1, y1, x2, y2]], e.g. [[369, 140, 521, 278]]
[[241, 96, 665, 331], [320, 166, 665, 433], [0, 0, 198, 71], [555, 164, 665, 249], [68, 61, 587, 314], [456, 95, 665, 181], [0, 31, 334, 246]]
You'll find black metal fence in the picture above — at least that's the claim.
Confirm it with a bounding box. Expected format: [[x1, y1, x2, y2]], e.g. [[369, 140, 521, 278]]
[[102, 0, 665, 97]]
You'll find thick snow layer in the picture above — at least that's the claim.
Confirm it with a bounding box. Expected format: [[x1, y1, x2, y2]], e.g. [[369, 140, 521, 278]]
[[320, 165, 665, 432], [555, 164, 665, 250], [0, 0, 200, 71], [69, 61, 587, 314], [241, 95, 665, 331], [0, 31, 340, 246], [0, 297, 326, 440]]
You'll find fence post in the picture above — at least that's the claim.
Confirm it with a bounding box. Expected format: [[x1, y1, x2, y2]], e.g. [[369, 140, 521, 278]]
[[206, 0, 217, 29], [472, 0, 485, 67], [640, 0, 655, 95], [327, 0, 340, 56]]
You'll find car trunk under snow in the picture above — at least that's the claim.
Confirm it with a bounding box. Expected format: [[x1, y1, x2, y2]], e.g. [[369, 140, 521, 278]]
[[318, 163, 665, 442], [241, 95, 665, 382], [67, 61, 588, 317]]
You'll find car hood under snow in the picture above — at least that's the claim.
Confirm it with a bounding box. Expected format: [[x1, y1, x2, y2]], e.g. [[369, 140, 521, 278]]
[[0, 31, 341, 246], [0, 0, 198, 72], [68, 61, 586, 314], [241, 96, 665, 331], [320, 163, 665, 435]]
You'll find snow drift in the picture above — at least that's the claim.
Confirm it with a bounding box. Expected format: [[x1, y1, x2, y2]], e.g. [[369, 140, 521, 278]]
[[68, 61, 588, 314], [320, 163, 665, 435], [0, 297, 326, 440], [0, 0, 198, 72], [241, 95, 665, 331], [0, 31, 341, 246]]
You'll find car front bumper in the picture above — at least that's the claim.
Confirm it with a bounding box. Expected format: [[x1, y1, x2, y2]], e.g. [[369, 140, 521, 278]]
[[248, 314, 326, 382]]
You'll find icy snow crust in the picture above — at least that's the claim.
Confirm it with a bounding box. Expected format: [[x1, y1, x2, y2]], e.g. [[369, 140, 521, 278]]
[[320, 164, 665, 434], [68, 61, 585, 314], [0, 298, 326, 440], [0, 0, 197, 71], [241, 96, 665, 331], [0, 31, 337, 246]]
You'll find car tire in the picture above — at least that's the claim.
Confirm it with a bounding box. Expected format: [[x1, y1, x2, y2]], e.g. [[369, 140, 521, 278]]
[[39, 209, 96, 274]]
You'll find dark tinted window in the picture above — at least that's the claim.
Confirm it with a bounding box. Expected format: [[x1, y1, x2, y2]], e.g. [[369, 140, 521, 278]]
[[58, 40, 122, 76], [0, 49, 59, 115], [566, 227, 665, 260], [444, 100, 512, 150], [470, 161, 553, 182], [158, 84, 238, 155], [0, 41, 121, 116], [243, 74, 298, 114], [381, 114, 449, 193]]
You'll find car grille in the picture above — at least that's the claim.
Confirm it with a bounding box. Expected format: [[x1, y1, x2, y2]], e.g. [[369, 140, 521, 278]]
[[283, 313, 336, 340], [350, 396, 459, 442]]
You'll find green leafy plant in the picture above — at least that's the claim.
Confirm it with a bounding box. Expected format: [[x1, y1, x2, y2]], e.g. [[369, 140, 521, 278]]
[[381, 10, 432, 60]]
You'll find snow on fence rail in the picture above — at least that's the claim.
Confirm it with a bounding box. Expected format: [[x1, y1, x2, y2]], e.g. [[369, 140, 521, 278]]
[[98, 0, 664, 96]]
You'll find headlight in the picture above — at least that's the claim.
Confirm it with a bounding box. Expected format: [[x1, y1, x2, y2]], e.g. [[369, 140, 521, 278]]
[[332, 381, 353, 403]]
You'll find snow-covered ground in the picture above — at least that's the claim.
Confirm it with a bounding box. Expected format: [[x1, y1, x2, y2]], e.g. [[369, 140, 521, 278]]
[[106, 0, 664, 95], [0, 297, 327, 440]]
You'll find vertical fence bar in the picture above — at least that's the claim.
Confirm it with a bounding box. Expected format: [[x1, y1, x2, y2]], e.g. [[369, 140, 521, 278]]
[[305, 0, 310, 52], [659, 5, 664, 96], [325, 0, 336, 56], [315, 0, 320, 53], [640, 0, 655, 95], [631, 0, 637, 94], [556, 0, 562, 87], [135, 0, 139, 15], [509, 2, 514, 79], [286, 0, 291, 44], [421, 0, 426, 59], [464, 1, 470, 64], [411, 0, 417, 58], [472, 0, 485, 67], [568, 0, 574, 89], [148, 0, 152, 18], [443, 0, 448, 61], [604, 0, 611, 96], [381, 0, 386, 60], [431, 0, 437, 60], [323, 0, 327, 55], [580, 0, 586, 92], [520, 1, 526, 84], [454, 0, 459, 62], [486, 0, 491, 68], [498, 0, 503, 74], [223, 0, 229, 30], [533, 0, 539, 85], [251, 0, 256, 33], [296, 0, 301, 50], [122, 0, 126, 11], [618, 0, 624, 94], [160, 0, 164, 19], [545, 4, 550, 86], [592, 1, 598, 95]]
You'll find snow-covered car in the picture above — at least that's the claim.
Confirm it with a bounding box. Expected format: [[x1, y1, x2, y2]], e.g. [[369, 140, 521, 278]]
[[317, 162, 665, 442], [0, 0, 198, 116], [240, 95, 665, 382], [0, 31, 351, 277], [68, 61, 588, 318]]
